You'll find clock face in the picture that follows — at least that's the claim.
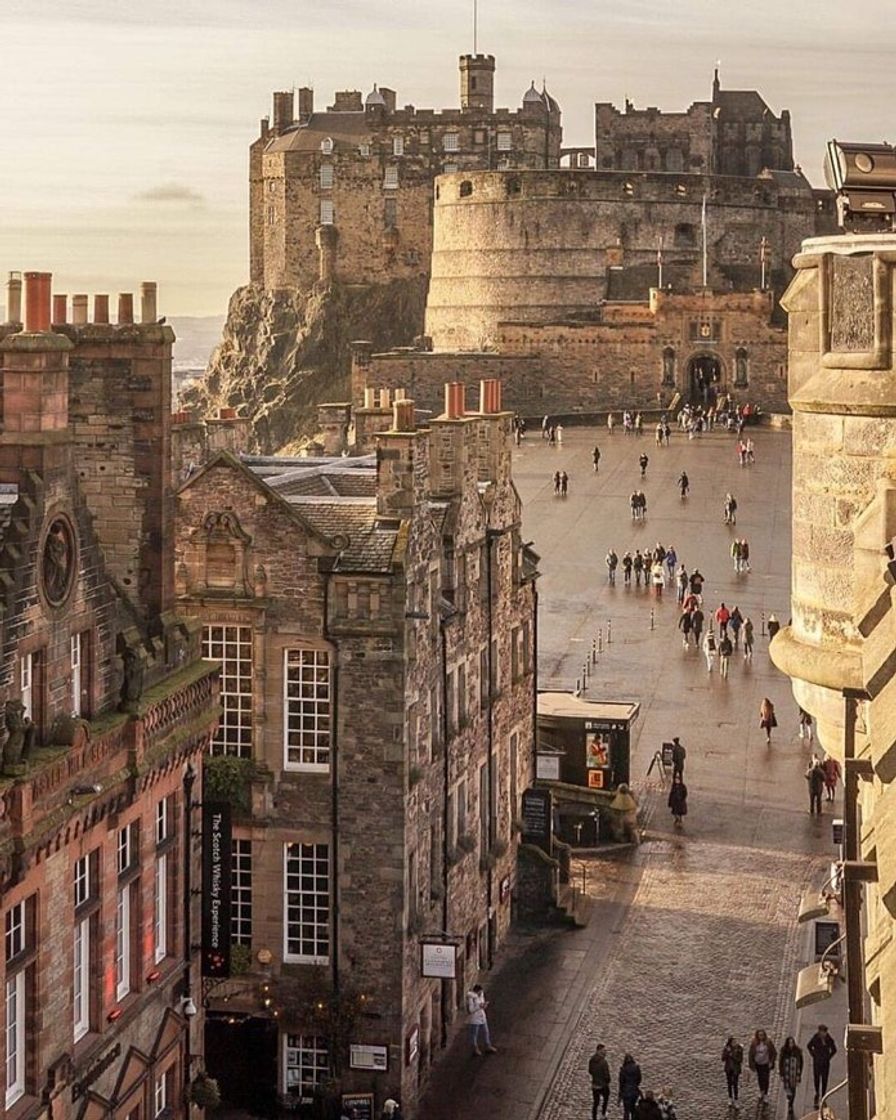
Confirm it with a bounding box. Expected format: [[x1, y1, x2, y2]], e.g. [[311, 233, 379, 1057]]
[[41, 515, 77, 607]]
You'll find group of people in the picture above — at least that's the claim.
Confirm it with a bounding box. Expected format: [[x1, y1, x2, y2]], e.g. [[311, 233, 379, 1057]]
[[805, 752, 842, 814], [730, 539, 751, 573], [541, 415, 564, 444], [552, 470, 570, 497], [722, 1025, 838, 1114], [606, 410, 645, 437], [606, 543, 679, 591], [678, 598, 756, 672], [736, 437, 756, 466], [588, 1045, 677, 1120]]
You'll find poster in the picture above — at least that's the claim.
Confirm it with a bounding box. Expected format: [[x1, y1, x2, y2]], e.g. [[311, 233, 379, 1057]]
[[201, 800, 232, 977]]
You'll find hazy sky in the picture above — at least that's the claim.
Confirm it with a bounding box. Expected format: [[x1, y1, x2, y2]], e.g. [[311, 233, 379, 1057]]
[[2, 0, 894, 315]]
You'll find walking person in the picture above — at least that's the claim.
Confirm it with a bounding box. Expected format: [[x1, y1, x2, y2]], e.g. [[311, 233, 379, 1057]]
[[806, 756, 825, 815], [822, 755, 841, 802], [542, 414, 550, 440], [729, 606, 743, 648], [622, 551, 633, 586], [553, 470, 561, 496], [556, 423, 564, 445], [676, 565, 688, 605], [778, 1036, 803, 1117], [715, 602, 731, 637], [806, 1024, 836, 1108], [639, 452, 649, 479], [719, 631, 733, 679], [618, 1054, 643, 1120], [691, 606, 705, 649], [678, 610, 693, 649], [689, 568, 705, 600], [798, 707, 814, 743], [665, 546, 677, 584], [767, 612, 780, 640], [668, 771, 688, 828], [678, 470, 689, 498], [724, 492, 738, 525], [592, 445, 601, 472], [588, 1043, 611, 1120], [731, 538, 742, 573], [743, 616, 754, 661], [637, 490, 647, 520], [560, 470, 569, 497], [607, 412, 615, 436], [466, 984, 497, 1056], [606, 549, 618, 585], [631, 490, 640, 521], [671, 736, 686, 777], [740, 538, 751, 572], [748, 1030, 777, 1104], [759, 697, 777, 744], [652, 562, 665, 597], [703, 628, 717, 673], [722, 1036, 744, 1107], [633, 550, 644, 587], [633, 1091, 662, 1120]]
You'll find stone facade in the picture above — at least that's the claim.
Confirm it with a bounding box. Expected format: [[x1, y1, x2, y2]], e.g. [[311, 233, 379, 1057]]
[[251, 55, 562, 291], [173, 380, 537, 1117], [772, 233, 896, 1118], [0, 275, 220, 1120]]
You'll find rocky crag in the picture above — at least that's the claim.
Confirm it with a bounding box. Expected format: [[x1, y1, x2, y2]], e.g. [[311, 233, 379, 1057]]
[[184, 277, 428, 453]]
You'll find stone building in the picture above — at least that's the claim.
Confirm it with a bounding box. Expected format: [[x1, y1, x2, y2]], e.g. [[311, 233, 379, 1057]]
[[173, 379, 538, 1116], [0, 273, 220, 1118], [251, 55, 562, 291], [772, 232, 896, 1117]]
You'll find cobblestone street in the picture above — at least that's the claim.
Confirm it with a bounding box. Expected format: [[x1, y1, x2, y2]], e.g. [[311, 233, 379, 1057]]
[[422, 423, 845, 1120]]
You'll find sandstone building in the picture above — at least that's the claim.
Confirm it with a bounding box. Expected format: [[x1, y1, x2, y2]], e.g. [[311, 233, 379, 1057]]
[[772, 232, 896, 1117], [173, 380, 538, 1115], [0, 273, 220, 1118]]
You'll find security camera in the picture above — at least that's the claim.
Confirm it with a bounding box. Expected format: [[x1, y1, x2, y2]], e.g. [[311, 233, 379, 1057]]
[[824, 140, 896, 231], [179, 996, 198, 1018]]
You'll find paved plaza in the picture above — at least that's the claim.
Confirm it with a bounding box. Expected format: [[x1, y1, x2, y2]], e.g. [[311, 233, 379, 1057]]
[[422, 423, 846, 1120]]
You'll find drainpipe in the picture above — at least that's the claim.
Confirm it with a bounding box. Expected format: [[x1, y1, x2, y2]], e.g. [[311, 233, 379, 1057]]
[[485, 527, 504, 970]]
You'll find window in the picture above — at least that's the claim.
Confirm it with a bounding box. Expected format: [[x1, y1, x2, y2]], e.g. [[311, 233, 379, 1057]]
[[392, 136, 404, 156], [383, 165, 399, 189], [71, 633, 82, 715], [156, 798, 169, 845], [446, 670, 456, 737], [442, 132, 459, 152], [457, 663, 466, 728], [456, 779, 467, 839], [284, 1035, 329, 1098], [407, 850, 418, 923], [319, 164, 334, 189], [232, 840, 253, 945], [203, 625, 253, 757], [284, 649, 331, 770], [267, 206, 275, 226], [479, 648, 488, 710], [511, 627, 521, 682], [20, 654, 32, 720], [443, 162, 459, 175], [115, 886, 131, 1000], [459, 180, 473, 198], [154, 1073, 166, 1118], [154, 854, 168, 963], [384, 197, 398, 229], [73, 855, 91, 1040], [284, 844, 330, 963], [5, 900, 29, 1106], [447, 789, 456, 853], [510, 732, 519, 830], [118, 822, 135, 875], [490, 637, 500, 696], [319, 200, 334, 225], [320, 137, 333, 154], [358, 143, 371, 157], [479, 762, 488, 853], [496, 131, 512, 151], [5, 901, 25, 964]]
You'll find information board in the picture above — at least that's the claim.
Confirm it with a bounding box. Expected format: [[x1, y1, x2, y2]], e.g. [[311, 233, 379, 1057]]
[[421, 941, 457, 979], [521, 788, 552, 852], [341, 1092, 375, 1120]]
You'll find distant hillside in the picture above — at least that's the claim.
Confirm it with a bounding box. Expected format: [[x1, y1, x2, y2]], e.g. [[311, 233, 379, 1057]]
[[169, 316, 225, 371]]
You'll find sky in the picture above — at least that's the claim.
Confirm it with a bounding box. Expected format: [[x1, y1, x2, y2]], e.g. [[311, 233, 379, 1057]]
[[1, 0, 894, 316]]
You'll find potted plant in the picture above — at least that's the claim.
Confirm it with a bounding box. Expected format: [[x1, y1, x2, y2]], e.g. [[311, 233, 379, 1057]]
[[188, 1072, 221, 1110]]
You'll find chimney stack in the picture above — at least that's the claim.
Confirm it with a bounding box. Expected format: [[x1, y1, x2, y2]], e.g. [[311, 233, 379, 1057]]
[[72, 294, 89, 325], [24, 271, 52, 333], [141, 282, 158, 324], [52, 294, 68, 325], [392, 398, 416, 432], [6, 272, 22, 324], [118, 293, 134, 324], [272, 90, 294, 131], [479, 378, 502, 414], [94, 294, 110, 323], [298, 87, 314, 122]]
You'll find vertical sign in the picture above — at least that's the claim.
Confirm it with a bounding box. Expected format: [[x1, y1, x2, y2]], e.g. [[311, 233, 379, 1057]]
[[521, 788, 552, 853], [202, 800, 232, 977]]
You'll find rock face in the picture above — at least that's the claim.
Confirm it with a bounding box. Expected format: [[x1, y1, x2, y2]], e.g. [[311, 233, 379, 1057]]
[[185, 277, 428, 453]]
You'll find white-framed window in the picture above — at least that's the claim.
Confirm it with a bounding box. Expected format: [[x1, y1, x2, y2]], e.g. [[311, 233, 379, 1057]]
[[20, 653, 32, 720], [319, 200, 334, 226], [74, 854, 90, 908], [383, 165, 399, 189], [284, 843, 330, 963], [284, 649, 332, 771], [71, 633, 82, 715], [154, 1072, 167, 1118], [5, 900, 25, 961], [73, 915, 90, 1041], [156, 797, 169, 845], [320, 137, 334, 154], [267, 206, 275, 226], [392, 136, 404, 156], [496, 131, 512, 151], [232, 839, 253, 945], [442, 132, 459, 152], [115, 885, 131, 1001], [203, 625, 253, 757], [358, 142, 371, 157], [5, 970, 24, 1107], [319, 164, 334, 190], [118, 822, 134, 874], [443, 162, 459, 175], [284, 1035, 329, 1098], [154, 853, 167, 963]]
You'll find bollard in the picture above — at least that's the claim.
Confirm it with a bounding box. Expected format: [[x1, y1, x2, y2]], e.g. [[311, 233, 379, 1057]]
[[650, 608, 655, 631], [591, 639, 597, 664], [607, 619, 613, 645], [574, 677, 582, 696], [583, 661, 589, 679], [760, 610, 766, 637], [598, 628, 603, 654]]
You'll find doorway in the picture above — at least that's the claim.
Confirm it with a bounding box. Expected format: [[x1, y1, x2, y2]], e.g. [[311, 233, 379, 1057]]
[[206, 1014, 279, 1117], [687, 353, 722, 404]]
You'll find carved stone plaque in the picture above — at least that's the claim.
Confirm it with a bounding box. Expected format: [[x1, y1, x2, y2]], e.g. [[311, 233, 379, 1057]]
[[830, 254, 874, 353], [41, 515, 76, 606]]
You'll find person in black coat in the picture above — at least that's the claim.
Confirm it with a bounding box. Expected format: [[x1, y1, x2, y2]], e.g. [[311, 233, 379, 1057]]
[[618, 1054, 643, 1120], [668, 772, 688, 828], [807, 1024, 837, 1107]]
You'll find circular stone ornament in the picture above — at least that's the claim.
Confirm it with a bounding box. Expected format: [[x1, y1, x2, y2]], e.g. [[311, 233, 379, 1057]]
[[41, 515, 77, 607]]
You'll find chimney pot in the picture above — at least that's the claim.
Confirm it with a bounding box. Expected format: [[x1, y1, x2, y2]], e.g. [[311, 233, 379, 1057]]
[[140, 281, 158, 324], [94, 294, 110, 323], [392, 399, 416, 432], [118, 293, 134, 325], [24, 271, 52, 333], [72, 294, 89, 325], [52, 294, 68, 325], [6, 272, 23, 324], [363, 387, 375, 409]]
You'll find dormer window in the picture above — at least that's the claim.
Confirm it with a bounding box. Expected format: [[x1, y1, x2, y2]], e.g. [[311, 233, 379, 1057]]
[[320, 137, 334, 155]]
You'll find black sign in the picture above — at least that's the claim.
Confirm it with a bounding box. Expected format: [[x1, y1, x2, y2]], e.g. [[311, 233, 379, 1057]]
[[341, 1093, 375, 1120], [72, 1043, 121, 1100], [202, 800, 232, 977], [521, 789, 552, 852], [661, 742, 675, 767], [814, 919, 841, 962]]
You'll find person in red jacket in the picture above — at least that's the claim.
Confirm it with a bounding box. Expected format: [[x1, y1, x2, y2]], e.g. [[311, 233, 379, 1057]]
[[715, 602, 731, 637]]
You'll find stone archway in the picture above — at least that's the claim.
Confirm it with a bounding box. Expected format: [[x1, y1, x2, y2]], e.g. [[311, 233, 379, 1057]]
[[687, 352, 723, 404]]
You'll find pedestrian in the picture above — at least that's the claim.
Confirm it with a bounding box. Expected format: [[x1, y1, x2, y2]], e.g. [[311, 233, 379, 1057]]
[[676, 565, 688, 605], [689, 568, 704, 600], [724, 492, 737, 525], [722, 1036, 744, 1106], [729, 606, 743, 647], [665, 546, 677, 583], [743, 616, 754, 661], [633, 550, 644, 586], [806, 757, 825, 815], [560, 470, 569, 497], [592, 445, 601, 472], [631, 490, 640, 521], [637, 490, 647, 519], [678, 610, 693, 648], [607, 412, 615, 436], [740, 538, 751, 572], [678, 471, 689, 498], [548, 424, 556, 445], [380, 1100, 403, 1120], [639, 452, 649, 478], [618, 1054, 643, 1120], [746, 437, 755, 463], [691, 607, 704, 648], [606, 549, 618, 585], [542, 414, 549, 440], [671, 736, 686, 776], [663, 420, 671, 446], [656, 422, 664, 446], [588, 1043, 612, 1120], [635, 412, 643, 437], [715, 602, 731, 637], [767, 612, 780, 640], [652, 562, 665, 596], [748, 1029, 777, 1104], [807, 1024, 836, 1108], [622, 551, 633, 585], [778, 1036, 803, 1116], [759, 697, 777, 744], [656, 1089, 678, 1120], [703, 628, 717, 672], [668, 771, 688, 827], [633, 1091, 662, 1120], [731, 538, 742, 573], [556, 423, 564, 445], [798, 707, 814, 743], [719, 631, 733, 678], [822, 755, 841, 802], [553, 470, 561, 496], [465, 984, 497, 1056]]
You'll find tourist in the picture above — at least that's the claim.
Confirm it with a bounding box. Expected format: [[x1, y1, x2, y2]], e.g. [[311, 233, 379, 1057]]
[[703, 628, 717, 673], [724, 492, 738, 525], [822, 755, 841, 802], [622, 551, 633, 585], [637, 490, 647, 520], [722, 1036, 744, 1106], [466, 984, 497, 1056], [678, 470, 689, 498], [671, 737, 686, 777], [559, 470, 569, 497], [588, 1043, 611, 1120], [719, 631, 733, 679], [548, 424, 556, 445], [743, 616, 754, 661], [606, 549, 618, 585], [668, 771, 688, 827], [639, 452, 649, 478], [592, 445, 601, 472], [767, 612, 780, 640], [380, 1100, 402, 1120], [678, 610, 693, 648], [633, 550, 645, 586], [778, 1037, 803, 1116], [746, 437, 755, 463], [652, 562, 665, 596], [665, 546, 677, 583], [740, 538, 751, 572], [676, 565, 688, 605], [633, 1091, 662, 1120], [759, 697, 777, 744], [618, 1054, 643, 1120], [655, 422, 664, 446], [607, 412, 615, 435], [691, 606, 705, 648], [798, 707, 814, 742], [729, 606, 743, 647], [807, 1024, 837, 1108], [635, 412, 643, 436], [806, 756, 825, 815], [655, 1088, 678, 1120], [553, 470, 561, 496], [715, 602, 731, 637], [689, 568, 705, 599], [556, 422, 564, 445], [748, 1030, 777, 1104], [731, 538, 742, 573], [542, 414, 550, 440], [630, 490, 640, 521]]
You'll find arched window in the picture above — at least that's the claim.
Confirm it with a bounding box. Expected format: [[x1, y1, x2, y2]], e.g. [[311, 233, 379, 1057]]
[[661, 347, 676, 387], [735, 347, 749, 388], [320, 137, 334, 155]]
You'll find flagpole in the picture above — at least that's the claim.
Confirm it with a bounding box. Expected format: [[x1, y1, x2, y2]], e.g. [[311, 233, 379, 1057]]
[[701, 194, 708, 288]]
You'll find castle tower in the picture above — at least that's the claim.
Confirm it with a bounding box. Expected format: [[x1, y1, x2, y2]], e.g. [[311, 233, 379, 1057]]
[[459, 53, 495, 113]]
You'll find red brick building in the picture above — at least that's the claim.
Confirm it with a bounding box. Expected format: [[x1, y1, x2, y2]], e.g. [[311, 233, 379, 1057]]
[[0, 273, 219, 1120]]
